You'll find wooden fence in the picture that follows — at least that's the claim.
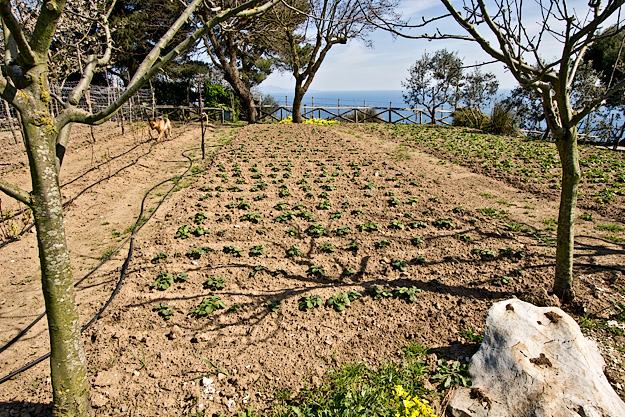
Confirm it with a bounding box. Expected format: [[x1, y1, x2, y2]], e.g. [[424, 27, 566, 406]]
[[258, 103, 454, 125]]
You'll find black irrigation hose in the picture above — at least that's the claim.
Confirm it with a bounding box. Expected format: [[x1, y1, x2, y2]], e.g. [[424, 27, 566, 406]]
[[0, 143, 236, 384], [0, 129, 190, 249]]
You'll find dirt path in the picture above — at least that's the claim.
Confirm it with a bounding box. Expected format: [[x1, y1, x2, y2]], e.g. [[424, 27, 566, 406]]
[[0, 123, 623, 416]]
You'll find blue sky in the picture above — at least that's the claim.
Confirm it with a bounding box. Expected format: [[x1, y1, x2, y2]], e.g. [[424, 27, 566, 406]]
[[260, 0, 611, 93], [261, 1, 520, 92]]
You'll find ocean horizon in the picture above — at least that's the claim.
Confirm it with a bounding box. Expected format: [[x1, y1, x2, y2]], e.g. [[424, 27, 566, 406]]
[[259, 88, 513, 110]]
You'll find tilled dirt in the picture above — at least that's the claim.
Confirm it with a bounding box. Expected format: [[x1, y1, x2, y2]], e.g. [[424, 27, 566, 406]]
[[0, 122, 623, 416]]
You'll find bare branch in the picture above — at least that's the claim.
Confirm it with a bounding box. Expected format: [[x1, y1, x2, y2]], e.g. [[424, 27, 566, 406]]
[[65, 0, 279, 125], [0, 179, 31, 206], [0, 0, 36, 65]]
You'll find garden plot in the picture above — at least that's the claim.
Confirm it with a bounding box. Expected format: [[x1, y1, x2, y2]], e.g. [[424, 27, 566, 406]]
[[1, 123, 623, 416]]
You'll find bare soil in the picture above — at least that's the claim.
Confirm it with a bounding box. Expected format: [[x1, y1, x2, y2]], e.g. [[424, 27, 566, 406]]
[[0, 122, 624, 416]]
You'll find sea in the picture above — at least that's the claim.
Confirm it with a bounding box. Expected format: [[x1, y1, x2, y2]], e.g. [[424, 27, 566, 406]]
[[259, 88, 509, 123]]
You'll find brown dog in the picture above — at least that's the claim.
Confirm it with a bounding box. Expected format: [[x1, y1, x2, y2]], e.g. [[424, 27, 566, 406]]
[[148, 117, 172, 141]]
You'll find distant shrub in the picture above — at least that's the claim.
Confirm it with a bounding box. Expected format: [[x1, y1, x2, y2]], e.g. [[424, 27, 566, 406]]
[[452, 107, 489, 129], [485, 102, 521, 136], [344, 107, 384, 123]]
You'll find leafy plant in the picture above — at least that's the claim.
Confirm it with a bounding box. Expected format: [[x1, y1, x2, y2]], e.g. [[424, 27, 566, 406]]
[[274, 202, 289, 211], [375, 240, 391, 249], [286, 245, 302, 257], [410, 236, 423, 245], [306, 223, 327, 237], [346, 242, 360, 251], [223, 245, 243, 257], [393, 286, 421, 302], [190, 296, 225, 318], [431, 359, 472, 388], [390, 258, 408, 272], [152, 303, 174, 321], [319, 242, 336, 253], [265, 300, 281, 312], [357, 222, 379, 232], [240, 213, 262, 223], [275, 211, 297, 222], [308, 265, 326, 278], [432, 218, 454, 229], [366, 285, 393, 300], [460, 328, 484, 343], [249, 245, 266, 256], [317, 200, 332, 210], [299, 295, 323, 311], [174, 225, 191, 239], [151, 252, 167, 263], [204, 276, 226, 290], [336, 225, 351, 236], [150, 271, 187, 291], [186, 247, 210, 259], [326, 291, 361, 312], [193, 212, 207, 224], [389, 220, 405, 230]]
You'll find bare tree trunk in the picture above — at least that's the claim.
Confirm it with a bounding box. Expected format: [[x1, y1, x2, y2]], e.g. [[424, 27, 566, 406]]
[[22, 117, 90, 416], [553, 127, 581, 303], [292, 85, 305, 123]]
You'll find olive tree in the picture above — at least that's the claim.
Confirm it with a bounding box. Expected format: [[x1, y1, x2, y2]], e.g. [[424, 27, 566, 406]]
[[402, 49, 463, 123], [373, 0, 625, 302], [271, 0, 397, 123], [0, 0, 276, 415]]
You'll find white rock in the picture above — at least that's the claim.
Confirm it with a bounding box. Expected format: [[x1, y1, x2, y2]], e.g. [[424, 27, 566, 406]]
[[448, 299, 625, 417]]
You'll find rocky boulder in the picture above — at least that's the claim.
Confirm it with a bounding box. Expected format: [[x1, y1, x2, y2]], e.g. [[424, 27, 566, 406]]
[[448, 299, 625, 417]]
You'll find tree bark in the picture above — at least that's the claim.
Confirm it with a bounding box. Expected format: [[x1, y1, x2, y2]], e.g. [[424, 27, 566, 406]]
[[553, 126, 581, 303], [21, 115, 90, 416], [292, 84, 305, 123]]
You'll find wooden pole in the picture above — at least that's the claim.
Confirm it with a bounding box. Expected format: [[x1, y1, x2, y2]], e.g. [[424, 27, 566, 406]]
[[389, 102, 392, 123], [199, 75, 205, 160]]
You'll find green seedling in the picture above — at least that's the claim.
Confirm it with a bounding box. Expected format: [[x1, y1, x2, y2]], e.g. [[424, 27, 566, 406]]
[[431, 360, 472, 389], [238, 201, 251, 210], [319, 242, 335, 253], [152, 304, 174, 321], [375, 240, 391, 249], [330, 211, 343, 220], [192, 212, 207, 224], [335, 225, 351, 236], [299, 295, 323, 311], [174, 225, 191, 239], [153, 303, 174, 321], [190, 296, 225, 318], [411, 256, 426, 265], [186, 247, 210, 259], [298, 211, 317, 222], [275, 211, 297, 223], [326, 291, 361, 312], [366, 285, 393, 300], [346, 242, 360, 251], [223, 245, 243, 257], [286, 245, 302, 257], [274, 202, 289, 211], [150, 271, 187, 291], [240, 213, 262, 223], [317, 201, 332, 210], [389, 220, 405, 230], [204, 276, 226, 290], [432, 218, 454, 229], [358, 222, 378, 232], [393, 286, 421, 302], [151, 252, 167, 263], [410, 237, 423, 246], [499, 247, 525, 259], [308, 265, 325, 278], [265, 300, 281, 312], [285, 228, 299, 236], [472, 248, 496, 259], [492, 276, 513, 286], [391, 258, 408, 272], [307, 223, 327, 237], [192, 226, 210, 237], [278, 188, 291, 197], [460, 328, 484, 343], [249, 245, 265, 256]]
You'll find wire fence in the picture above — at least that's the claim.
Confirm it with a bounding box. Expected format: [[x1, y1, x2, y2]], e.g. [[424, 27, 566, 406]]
[[0, 82, 153, 143]]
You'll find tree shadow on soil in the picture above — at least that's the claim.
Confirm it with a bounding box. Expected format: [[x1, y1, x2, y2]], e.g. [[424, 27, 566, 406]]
[[0, 401, 52, 417]]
